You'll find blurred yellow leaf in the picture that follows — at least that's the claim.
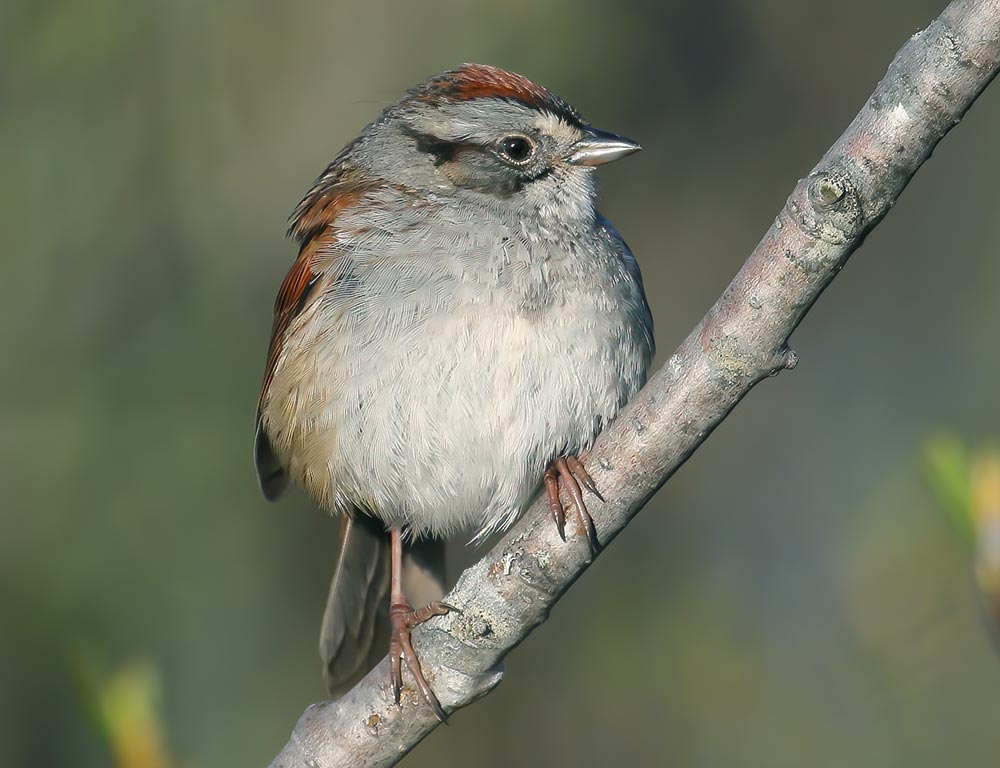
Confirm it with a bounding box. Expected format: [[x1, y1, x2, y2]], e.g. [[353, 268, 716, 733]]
[[73, 654, 182, 768], [971, 450, 1000, 594]]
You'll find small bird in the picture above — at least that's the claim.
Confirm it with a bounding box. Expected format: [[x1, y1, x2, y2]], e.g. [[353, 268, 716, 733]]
[[255, 64, 654, 718]]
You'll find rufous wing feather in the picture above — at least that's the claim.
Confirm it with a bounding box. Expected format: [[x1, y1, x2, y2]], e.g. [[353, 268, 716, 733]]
[[253, 240, 328, 500], [253, 178, 367, 501]]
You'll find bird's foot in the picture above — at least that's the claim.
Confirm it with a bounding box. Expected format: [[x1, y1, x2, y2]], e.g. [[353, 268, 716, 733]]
[[389, 599, 457, 721], [543, 455, 605, 556]]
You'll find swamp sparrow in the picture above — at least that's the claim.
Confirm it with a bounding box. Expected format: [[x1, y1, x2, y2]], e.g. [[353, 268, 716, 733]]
[[255, 64, 654, 718]]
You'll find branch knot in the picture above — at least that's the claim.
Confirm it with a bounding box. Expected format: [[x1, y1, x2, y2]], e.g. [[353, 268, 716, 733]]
[[786, 171, 864, 246]]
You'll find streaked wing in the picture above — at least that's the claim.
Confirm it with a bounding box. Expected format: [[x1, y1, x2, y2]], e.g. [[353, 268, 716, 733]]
[[254, 176, 367, 501], [253, 229, 334, 499]]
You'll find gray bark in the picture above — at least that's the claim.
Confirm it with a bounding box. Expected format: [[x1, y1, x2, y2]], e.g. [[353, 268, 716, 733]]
[[269, 1, 1000, 765]]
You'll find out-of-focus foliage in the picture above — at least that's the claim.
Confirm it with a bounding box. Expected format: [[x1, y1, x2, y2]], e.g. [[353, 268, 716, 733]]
[[926, 438, 1000, 633], [971, 452, 1000, 591], [74, 654, 182, 768], [924, 435, 975, 543], [3, 0, 1000, 766]]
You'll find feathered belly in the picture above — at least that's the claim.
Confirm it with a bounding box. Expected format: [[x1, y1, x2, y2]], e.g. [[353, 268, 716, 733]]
[[322, 294, 649, 539]]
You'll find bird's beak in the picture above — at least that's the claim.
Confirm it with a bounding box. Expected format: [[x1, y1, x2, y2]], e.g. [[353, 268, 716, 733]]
[[566, 127, 642, 166]]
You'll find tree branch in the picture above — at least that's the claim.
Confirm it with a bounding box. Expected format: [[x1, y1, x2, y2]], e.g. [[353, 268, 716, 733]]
[[268, 2, 1000, 765]]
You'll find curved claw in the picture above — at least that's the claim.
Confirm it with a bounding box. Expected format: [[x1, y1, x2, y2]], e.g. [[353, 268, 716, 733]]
[[551, 456, 602, 556], [390, 636, 403, 705], [388, 601, 457, 722], [567, 455, 605, 502], [544, 467, 566, 540]]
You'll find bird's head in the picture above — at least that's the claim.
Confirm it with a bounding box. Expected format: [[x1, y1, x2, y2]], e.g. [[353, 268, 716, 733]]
[[349, 64, 641, 223]]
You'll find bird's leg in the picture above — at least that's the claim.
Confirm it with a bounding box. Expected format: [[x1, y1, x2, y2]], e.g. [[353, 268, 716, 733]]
[[388, 526, 455, 721], [544, 455, 605, 556]]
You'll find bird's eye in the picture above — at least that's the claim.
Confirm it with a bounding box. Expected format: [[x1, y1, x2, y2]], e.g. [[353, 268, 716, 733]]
[[498, 136, 534, 164]]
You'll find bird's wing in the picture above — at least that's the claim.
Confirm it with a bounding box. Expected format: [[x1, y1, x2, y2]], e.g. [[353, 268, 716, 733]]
[[599, 215, 655, 359], [253, 230, 334, 500], [253, 177, 368, 501]]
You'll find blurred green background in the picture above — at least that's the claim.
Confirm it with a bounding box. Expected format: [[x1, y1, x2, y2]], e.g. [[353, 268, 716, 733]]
[[3, 0, 1000, 765]]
